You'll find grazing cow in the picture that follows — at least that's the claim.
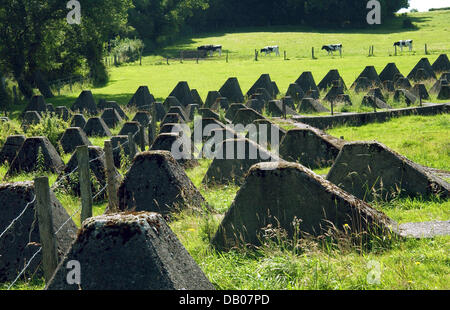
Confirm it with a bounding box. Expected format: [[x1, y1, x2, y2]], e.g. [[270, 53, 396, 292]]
[[260, 46, 280, 56], [394, 40, 413, 52], [197, 45, 222, 56], [321, 44, 343, 56]]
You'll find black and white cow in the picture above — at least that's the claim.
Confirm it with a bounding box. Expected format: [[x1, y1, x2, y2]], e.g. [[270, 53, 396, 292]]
[[197, 45, 222, 56], [394, 40, 413, 52], [260, 46, 280, 56], [321, 44, 342, 56]]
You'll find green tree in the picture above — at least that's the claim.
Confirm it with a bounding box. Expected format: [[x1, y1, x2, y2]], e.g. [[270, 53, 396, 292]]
[[0, 76, 11, 115], [0, 0, 133, 98]]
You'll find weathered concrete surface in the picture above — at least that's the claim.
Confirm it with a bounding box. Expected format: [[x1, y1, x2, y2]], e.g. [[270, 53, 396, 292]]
[[279, 126, 345, 169], [298, 98, 329, 113], [326, 141, 449, 201], [379, 63, 402, 83], [212, 162, 397, 250], [393, 89, 418, 106], [203, 138, 282, 185], [101, 108, 123, 128], [71, 90, 98, 115], [246, 119, 286, 149], [247, 74, 275, 97], [291, 103, 449, 130], [59, 127, 92, 154], [150, 133, 198, 168], [169, 81, 194, 108], [119, 121, 147, 146], [22, 111, 42, 128], [295, 71, 319, 94], [23, 95, 47, 115], [84, 117, 112, 137], [351, 66, 382, 89], [362, 95, 392, 109], [132, 111, 151, 127], [286, 83, 305, 102], [191, 89, 204, 106], [118, 151, 207, 214], [7, 137, 64, 176], [70, 114, 87, 129], [0, 181, 76, 282], [98, 100, 128, 120], [267, 100, 297, 117], [226, 103, 247, 121], [432, 54, 450, 73], [55, 106, 71, 122], [407, 58, 437, 81], [398, 221, 450, 239], [232, 108, 266, 126], [0, 135, 25, 165], [318, 69, 347, 91], [46, 212, 214, 290], [127, 86, 155, 109]]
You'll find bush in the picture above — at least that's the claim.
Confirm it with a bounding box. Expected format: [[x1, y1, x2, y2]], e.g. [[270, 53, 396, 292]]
[[0, 120, 22, 148], [108, 37, 145, 66], [25, 114, 69, 147]]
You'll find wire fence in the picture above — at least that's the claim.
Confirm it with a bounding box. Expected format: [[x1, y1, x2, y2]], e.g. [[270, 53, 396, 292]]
[[2, 136, 134, 290]]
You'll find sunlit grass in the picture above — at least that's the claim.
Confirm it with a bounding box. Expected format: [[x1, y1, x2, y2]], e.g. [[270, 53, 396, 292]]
[[327, 114, 450, 171]]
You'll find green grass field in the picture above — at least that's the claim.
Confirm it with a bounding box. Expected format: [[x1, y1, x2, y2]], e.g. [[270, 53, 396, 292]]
[[37, 10, 450, 111], [1, 10, 449, 291]]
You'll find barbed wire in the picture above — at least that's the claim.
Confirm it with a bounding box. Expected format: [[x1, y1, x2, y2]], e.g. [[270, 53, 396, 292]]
[[4, 140, 133, 290], [7, 247, 42, 290], [6, 179, 112, 290], [0, 195, 36, 241], [51, 139, 130, 191]]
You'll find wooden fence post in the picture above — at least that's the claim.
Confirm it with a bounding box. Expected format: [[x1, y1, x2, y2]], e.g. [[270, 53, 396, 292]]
[[139, 124, 146, 151], [226, 50, 229, 63], [254, 50, 258, 61], [312, 47, 315, 59], [284, 50, 287, 60], [425, 44, 428, 55], [373, 95, 377, 113], [34, 176, 58, 283], [77, 145, 93, 224], [149, 104, 157, 146], [167, 57, 169, 65], [128, 133, 137, 161], [395, 45, 397, 56], [104, 140, 119, 213], [331, 101, 334, 116]]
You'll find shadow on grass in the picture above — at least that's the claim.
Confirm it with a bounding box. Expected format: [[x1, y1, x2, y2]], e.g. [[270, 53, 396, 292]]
[[147, 15, 432, 58]]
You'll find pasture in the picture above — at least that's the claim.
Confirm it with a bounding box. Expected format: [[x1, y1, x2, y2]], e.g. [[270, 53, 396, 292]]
[[0, 9, 449, 291]]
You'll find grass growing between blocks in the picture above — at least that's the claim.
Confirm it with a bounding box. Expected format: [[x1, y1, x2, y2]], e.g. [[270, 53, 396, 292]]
[[169, 210, 450, 290], [327, 114, 450, 171]]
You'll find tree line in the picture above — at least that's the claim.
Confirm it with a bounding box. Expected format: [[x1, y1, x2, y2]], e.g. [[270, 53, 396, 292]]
[[0, 0, 408, 105]]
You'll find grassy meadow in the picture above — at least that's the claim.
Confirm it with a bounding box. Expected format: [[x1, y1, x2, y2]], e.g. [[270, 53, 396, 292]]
[[31, 9, 450, 111], [1, 10, 449, 290]]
